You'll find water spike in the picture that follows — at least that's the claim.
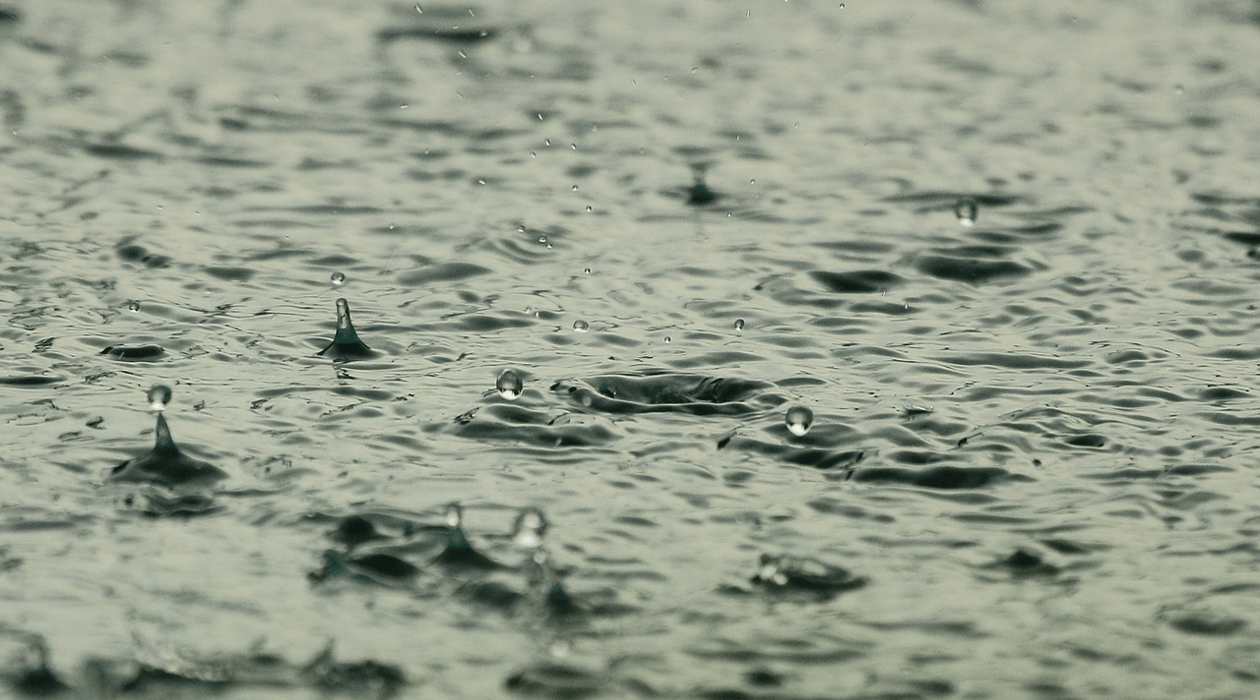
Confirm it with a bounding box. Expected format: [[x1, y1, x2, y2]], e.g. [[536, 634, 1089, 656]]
[[110, 405, 228, 491], [318, 298, 377, 361], [432, 502, 502, 571], [153, 413, 178, 452]]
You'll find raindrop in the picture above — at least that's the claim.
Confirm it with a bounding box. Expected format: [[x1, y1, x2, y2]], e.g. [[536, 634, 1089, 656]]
[[512, 507, 548, 548], [126, 300, 141, 312], [585, 205, 592, 213], [147, 384, 173, 412], [785, 405, 813, 437], [330, 271, 346, 286], [496, 369, 524, 400], [664, 336, 671, 343], [571, 184, 579, 192], [734, 318, 745, 331], [583, 268, 591, 274], [955, 197, 978, 227], [538, 235, 547, 244], [573, 320, 589, 333], [445, 502, 464, 529]]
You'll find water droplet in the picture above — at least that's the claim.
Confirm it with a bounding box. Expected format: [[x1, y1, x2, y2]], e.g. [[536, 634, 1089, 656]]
[[734, 318, 745, 331], [126, 300, 141, 312], [955, 197, 978, 227], [147, 384, 173, 412], [573, 320, 589, 333], [571, 184, 579, 192], [538, 235, 547, 244], [330, 271, 346, 286], [583, 267, 591, 274], [585, 205, 592, 213], [512, 507, 548, 548], [445, 502, 464, 528], [664, 336, 671, 343], [785, 406, 813, 437], [496, 369, 524, 400]]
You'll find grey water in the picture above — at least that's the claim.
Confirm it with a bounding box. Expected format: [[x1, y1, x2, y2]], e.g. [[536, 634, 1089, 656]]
[[2, 0, 1260, 698]]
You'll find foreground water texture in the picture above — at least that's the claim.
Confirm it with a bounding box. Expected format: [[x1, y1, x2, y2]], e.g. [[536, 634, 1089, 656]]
[[2, 0, 1260, 697]]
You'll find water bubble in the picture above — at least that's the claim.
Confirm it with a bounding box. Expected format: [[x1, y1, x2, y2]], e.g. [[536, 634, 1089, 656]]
[[496, 369, 524, 400], [512, 507, 548, 548], [734, 318, 745, 331], [330, 271, 346, 286], [785, 405, 813, 437], [573, 320, 589, 333], [955, 197, 978, 227], [126, 300, 141, 312], [147, 384, 173, 412]]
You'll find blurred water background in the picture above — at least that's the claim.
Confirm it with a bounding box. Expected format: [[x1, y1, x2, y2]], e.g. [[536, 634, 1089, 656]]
[[3, 0, 1260, 697]]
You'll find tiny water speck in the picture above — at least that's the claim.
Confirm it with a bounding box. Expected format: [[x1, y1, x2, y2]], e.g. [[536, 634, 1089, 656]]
[[126, 301, 140, 312], [330, 272, 346, 286], [955, 197, 978, 226], [496, 369, 524, 400], [785, 405, 813, 437], [573, 320, 589, 333], [147, 384, 173, 412]]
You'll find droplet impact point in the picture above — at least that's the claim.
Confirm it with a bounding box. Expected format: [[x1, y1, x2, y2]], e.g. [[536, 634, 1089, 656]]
[[318, 298, 377, 361], [785, 406, 813, 437]]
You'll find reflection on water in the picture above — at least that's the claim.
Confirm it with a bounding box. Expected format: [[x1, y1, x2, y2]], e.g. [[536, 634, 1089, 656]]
[[3, 0, 1260, 697]]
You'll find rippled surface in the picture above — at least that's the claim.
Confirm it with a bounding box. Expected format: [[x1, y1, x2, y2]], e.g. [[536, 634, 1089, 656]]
[[4, 0, 1260, 697]]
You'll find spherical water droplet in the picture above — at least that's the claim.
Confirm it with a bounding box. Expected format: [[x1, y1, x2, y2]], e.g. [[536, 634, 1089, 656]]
[[330, 271, 346, 286], [512, 507, 548, 548], [496, 369, 524, 400], [585, 205, 592, 213], [126, 301, 141, 312], [573, 320, 589, 333], [445, 502, 463, 528], [664, 336, 671, 343], [583, 267, 591, 274], [147, 384, 173, 412], [955, 197, 978, 227], [785, 406, 813, 437], [734, 318, 745, 331], [571, 184, 579, 192]]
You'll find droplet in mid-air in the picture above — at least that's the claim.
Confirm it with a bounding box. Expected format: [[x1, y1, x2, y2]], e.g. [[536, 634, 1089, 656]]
[[785, 405, 813, 437], [496, 369, 524, 400], [432, 502, 503, 571], [955, 197, 978, 227], [512, 507, 548, 549], [147, 384, 172, 412], [445, 502, 464, 529], [330, 271, 346, 286], [734, 318, 745, 331], [126, 300, 141, 312], [572, 320, 589, 333], [318, 298, 378, 361]]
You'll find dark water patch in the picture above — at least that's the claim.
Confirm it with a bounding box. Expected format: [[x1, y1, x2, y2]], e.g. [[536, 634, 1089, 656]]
[[99, 344, 166, 362], [852, 466, 1030, 489], [309, 549, 420, 587], [553, 374, 782, 416], [504, 662, 603, 699], [0, 375, 64, 387], [883, 190, 1025, 212], [722, 435, 868, 471], [114, 241, 171, 268], [928, 352, 1089, 370], [397, 262, 493, 286], [202, 266, 256, 282], [806, 497, 897, 523], [0, 6, 20, 24], [194, 155, 269, 169], [808, 269, 903, 294], [915, 253, 1034, 284], [83, 142, 163, 160], [452, 405, 620, 448], [1197, 386, 1251, 401], [1062, 433, 1106, 449], [1161, 609, 1247, 637], [983, 547, 1060, 577]]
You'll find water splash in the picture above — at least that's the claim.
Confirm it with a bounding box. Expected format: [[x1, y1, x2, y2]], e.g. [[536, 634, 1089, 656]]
[[512, 507, 548, 549], [785, 406, 813, 437], [686, 163, 718, 206], [318, 298, 378, 361], [109, 391, 228, 491]]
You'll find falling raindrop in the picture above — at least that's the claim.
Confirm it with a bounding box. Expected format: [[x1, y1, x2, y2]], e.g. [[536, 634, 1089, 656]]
[[126, 301, 141, 312], [573, 320, 589, 333], [955, 197, 978, 227], [147, 384, 173, 412], [785, 405, 813, 437], [734, 318, 745, 331], [583, 267, 591, 274], [496, 369, 524, 400], [330, 271, 346, 286]]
